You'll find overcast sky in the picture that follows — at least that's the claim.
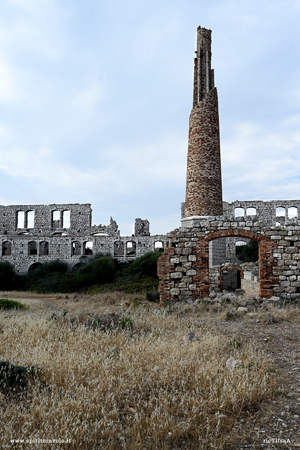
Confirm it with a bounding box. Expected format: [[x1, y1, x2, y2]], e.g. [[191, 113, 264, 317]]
[[1, 0, 300, 235]]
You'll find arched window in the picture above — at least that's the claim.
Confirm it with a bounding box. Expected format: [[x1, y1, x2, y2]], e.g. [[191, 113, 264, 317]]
[[114, 241, 124, 257], [154, 241, 164, 252], [2, 241, 11, 256], [288, 207, 298, 219], [71, 241, 81, 256], [39, 241, 49, 256], [126, 241, 136, 256], [83, 241, 93, 255], [246, 207, 256, 216], [276, 207, 286, 217], [234, 208, 244, 218], [28, 241, 37, 255]]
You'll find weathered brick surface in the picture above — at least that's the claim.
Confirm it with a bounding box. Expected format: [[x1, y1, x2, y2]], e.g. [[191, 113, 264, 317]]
[[185, 88, 223, 218], [157, 247, 175, 304], [185, 27, 223, 218]]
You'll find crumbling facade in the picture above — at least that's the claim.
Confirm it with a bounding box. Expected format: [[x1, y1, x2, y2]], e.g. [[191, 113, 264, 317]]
[[158, 27, 300, 303], [0, 204, 167, 273]]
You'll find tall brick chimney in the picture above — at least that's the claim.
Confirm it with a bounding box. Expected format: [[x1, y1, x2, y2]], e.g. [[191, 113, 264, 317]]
[[184, 26, 223, 218]]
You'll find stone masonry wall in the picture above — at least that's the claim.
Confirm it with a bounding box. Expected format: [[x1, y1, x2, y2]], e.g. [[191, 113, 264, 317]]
[[158, 211, 300, 304], [0, 204, 167, 273]]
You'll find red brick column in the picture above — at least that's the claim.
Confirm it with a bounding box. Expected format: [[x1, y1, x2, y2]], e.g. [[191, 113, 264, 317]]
[[157, 247, 175, 305], [191, 238, 209, 299], [185, 88, 223, 217], [259, 237, 279, 298]]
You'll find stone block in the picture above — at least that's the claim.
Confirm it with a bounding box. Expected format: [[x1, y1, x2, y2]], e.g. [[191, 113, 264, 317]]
[[170, 272, 183, 279], [170, 257, 180, 264], [170, 288, 180, 296], [186, 269, 197, 276], [182, 276, 192, 283]]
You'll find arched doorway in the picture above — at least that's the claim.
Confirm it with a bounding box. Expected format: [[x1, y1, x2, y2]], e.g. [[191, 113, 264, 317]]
[[193, 229, 278, 299]]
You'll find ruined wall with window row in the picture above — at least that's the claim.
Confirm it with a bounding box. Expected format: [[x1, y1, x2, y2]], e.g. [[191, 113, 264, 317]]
[[0, 204, 167, 273], [182, 200, 300, 225]]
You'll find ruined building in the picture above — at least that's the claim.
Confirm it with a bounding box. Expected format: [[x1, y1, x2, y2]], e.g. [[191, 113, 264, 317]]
[[158, 26, 300, 302], [0, 204, 167, 273]]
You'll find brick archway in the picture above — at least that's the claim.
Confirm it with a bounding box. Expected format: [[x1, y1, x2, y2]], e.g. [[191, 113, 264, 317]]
[[219, 265, 244, 292], [191, 229, 279, 299]]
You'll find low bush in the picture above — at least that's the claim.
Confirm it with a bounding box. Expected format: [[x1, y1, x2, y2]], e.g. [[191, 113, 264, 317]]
[[146, 286, 160, 302], [0, 299, 27, 310], [75, 255, 117, 288], [126, 251, 163, 278], [0, 262, 18, 290], [0, 361, 42, 395]]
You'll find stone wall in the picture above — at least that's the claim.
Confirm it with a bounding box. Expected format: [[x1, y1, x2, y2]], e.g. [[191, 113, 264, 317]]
[[0, 204, 167, 273], [158, 209, 300, 304], [241, 270, 259, 297]]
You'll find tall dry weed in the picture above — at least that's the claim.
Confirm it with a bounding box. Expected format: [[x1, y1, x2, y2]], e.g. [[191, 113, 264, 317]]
[[0, 296, 277, 449]]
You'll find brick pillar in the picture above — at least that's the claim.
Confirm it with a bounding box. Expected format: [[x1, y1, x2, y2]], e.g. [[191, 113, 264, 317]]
[[259, 237, 279, 298], [191, 238, 209, 298], [158, 247, 175, 305]]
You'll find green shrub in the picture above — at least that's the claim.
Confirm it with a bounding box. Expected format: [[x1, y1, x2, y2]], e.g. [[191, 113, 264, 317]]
[[236, 240, 258, 262], [0, 262, 17, 290], [0, 361, 42, 394], [0, 299, 27, 310], [27, 273, 78, 294], [75, 255, 117, 288], [126, 251, 163, 279], [118, 317, 134, 329], [146, 287, 160, 302]]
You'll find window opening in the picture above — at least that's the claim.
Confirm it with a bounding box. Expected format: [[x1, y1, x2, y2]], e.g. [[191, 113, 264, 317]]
[[28, 241, 37, 255], [288, 207, 298, 219], [276, 207, 286, 217], [234, 208, 244, 218], [154, 241, 164, 252], [17, 211, 25, 229], [126, 241, 136, 257], [27, 210, 35, 228], [52, 210, 61, 229], [246, 207, 256, 216], [84, 241, 93, 255], [71, 241, 81, 256], [2, 241, 11, 256], [39, 241, 49, 256], [114, 241, 124, 257], [63, 211, 70, 228]]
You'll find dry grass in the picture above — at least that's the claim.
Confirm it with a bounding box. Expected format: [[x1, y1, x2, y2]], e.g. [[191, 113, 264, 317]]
[[0, 293, 278, 449]]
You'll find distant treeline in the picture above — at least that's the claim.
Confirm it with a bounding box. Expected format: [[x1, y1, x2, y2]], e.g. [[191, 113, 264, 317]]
[[0, 251, 163, 298]]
